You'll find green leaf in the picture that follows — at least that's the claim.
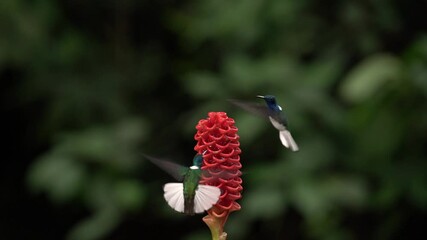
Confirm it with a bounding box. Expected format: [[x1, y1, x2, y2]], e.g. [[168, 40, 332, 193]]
[[27, 154, 86, 203], [66, 207, 121, 240], [244, 187, 286, 219], [114, 180, 146, 211], [340, 53, 402, 102], [183, 72, 223, 98]]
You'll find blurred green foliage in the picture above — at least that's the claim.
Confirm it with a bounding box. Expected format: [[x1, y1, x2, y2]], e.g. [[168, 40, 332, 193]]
[[2, 0, 427, 239]]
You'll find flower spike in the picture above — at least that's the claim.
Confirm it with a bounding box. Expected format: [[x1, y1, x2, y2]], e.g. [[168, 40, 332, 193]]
[[194, 112, 243, 240]]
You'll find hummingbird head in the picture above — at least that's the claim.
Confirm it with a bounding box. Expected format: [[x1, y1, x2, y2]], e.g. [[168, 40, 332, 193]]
[[257, 95, 277, 106], [192, 154, 204, 168]]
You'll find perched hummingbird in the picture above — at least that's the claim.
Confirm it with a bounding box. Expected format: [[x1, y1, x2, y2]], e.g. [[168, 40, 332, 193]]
[[144, 153, 221, 215], [229, 95, 299, 151]]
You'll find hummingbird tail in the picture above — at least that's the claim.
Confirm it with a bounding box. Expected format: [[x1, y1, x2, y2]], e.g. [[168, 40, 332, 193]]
[[184, 197, 195, 215], [279, 130, 299, 151], [193, 185, 221, 214], [163, 183, 221, 215], [163, 183, 185, 213]]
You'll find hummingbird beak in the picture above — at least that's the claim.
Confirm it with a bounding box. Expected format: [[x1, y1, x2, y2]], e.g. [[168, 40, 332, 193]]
[[256, 95, 265, 99]]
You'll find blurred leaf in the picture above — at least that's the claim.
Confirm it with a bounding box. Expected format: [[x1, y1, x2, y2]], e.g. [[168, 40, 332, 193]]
[[83, 174, 116, 210], [183, 72, 223, 98], [340, 53, 402, 102], [50, 119, 146, 170], [231, 113, 266, 146], [408, 168, 427, 210], [113, 180, 146, 211], [184, 231, 211, 240], [57, 128, 116, 162], [225, 54, 299, 92], [293, 179, 332, 219], [177, 0, 262, 46], [55, 30, 89, 65], [373, 178, 402, 209], [66, 207, 121, 240], [27, 154, 86, 203], [283, 135, 334, 176], [0, 0, 54, 64], [293, 176, 366, 219], [405, 35, 427, 97], [322, 176, 367, 208], [244, 187, 286, 219], [303, 53, 346, 90], [351, 108, 404, 167]]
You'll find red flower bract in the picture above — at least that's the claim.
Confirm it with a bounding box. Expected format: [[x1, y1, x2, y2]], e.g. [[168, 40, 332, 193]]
[[194, 112, 242, 220]]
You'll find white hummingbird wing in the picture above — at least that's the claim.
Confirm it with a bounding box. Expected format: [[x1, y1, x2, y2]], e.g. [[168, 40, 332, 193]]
[[163, 183, 185, 213], [279, 130, 299, 152], [193, 185, 221, 213]]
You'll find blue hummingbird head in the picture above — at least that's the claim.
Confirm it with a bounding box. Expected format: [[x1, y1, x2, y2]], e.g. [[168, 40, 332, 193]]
[[192, 154, 204, 167], [257, 95, 280, 110]]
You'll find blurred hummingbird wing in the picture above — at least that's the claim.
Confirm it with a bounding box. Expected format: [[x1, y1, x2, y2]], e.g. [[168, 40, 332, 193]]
[[201, 168, 242, 181], [194, 185, 221, 213], [143, 154, 187, 181], [227, 99, 270, 120], [163, 183, 185, 213]]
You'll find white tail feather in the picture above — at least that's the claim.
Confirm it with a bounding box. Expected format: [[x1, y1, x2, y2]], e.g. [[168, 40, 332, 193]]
[[194, 185, 221, 213], [163, 183, 185, 213], [279, 130, 299, 151], [164, 183, 220, 214]]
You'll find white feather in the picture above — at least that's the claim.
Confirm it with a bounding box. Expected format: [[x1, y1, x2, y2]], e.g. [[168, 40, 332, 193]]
[[279, 130, 299, 151], [163, 183, 185, 213], [268, 116, 286, 130], [268, 116, 299, 151], [193, 185, 221, 214]]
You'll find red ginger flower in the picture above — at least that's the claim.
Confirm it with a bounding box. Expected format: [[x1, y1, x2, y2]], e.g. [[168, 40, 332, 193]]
[[194, 112, 242, 240]]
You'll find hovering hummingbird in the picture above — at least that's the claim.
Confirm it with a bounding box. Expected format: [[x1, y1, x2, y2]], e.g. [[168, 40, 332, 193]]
[[229, 95, 299, 151], [144, 153, 221, 215]]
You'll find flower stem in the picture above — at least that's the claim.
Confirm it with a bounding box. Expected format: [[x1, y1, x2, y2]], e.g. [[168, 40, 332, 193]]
[[203, 214, 227, 240]]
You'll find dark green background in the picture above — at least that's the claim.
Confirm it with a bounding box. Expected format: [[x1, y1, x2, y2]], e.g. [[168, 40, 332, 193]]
[[2, 0, 427, 239]]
